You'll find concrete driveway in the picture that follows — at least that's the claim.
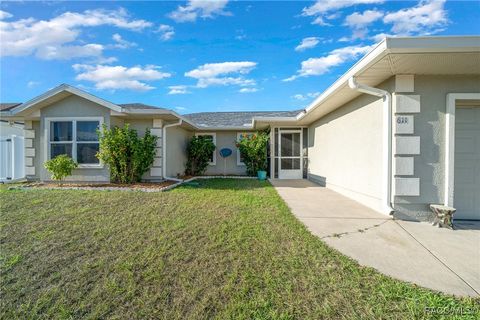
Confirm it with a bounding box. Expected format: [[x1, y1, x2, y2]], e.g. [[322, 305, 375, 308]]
[[270, 179, 480, 297]]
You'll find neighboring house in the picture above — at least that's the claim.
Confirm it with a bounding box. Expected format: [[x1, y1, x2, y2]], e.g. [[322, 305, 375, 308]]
[[1, 36, 479, 222], [0, 105, 25, 181]]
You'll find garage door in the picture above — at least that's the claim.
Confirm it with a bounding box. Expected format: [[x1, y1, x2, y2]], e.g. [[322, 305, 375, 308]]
[[454, 106, 480, 220]]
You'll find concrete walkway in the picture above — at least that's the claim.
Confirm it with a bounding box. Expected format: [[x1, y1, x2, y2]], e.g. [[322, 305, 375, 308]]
[[271, 179, 480, 297]]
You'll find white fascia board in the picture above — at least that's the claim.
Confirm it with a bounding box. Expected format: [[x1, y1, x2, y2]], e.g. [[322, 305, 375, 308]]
[[11, 83, 123, 114], [122, 109, 172, 115], [297, 36, 480, 123], [251, 116, 301, 128], [195, 126, 254, 131], [298, 39, 389, 120], [386, 36, 480, 53]]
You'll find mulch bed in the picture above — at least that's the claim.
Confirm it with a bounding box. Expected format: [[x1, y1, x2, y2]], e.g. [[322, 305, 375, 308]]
[[11, 180, 178, 192]]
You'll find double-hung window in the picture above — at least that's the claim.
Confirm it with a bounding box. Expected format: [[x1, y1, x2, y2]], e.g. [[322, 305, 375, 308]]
[[237, 132, 254, 165], [48, 118, 102, 166], [195, 133, 216, 165]]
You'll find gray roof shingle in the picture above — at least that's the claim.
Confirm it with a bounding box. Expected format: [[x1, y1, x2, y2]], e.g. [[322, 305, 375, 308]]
[[184, 110, 301, 128], [0, 103, 22, 111]]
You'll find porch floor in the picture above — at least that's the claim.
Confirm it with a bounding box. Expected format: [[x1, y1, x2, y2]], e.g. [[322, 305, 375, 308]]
[[270, 179, 480, 297]]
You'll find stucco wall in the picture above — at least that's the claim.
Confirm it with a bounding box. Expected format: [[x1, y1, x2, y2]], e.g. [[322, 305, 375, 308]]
[[307, 89, 386, 213], [166, 126, 192, 178], [200, 131, 250, 176], [393, 75, 480, 221], [38, 95, 111, 182], [0, 122, 24, 136]]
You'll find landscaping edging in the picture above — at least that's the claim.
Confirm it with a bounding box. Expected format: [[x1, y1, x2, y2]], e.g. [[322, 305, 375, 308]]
[[9, 176, 258, 193]]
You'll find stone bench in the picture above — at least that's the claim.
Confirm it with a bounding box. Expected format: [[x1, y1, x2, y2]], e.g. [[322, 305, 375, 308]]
[[430, 204, 456, 230]]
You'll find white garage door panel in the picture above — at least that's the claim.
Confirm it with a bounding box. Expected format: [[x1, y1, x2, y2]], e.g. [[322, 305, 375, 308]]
[[454, 107, 480, 220]]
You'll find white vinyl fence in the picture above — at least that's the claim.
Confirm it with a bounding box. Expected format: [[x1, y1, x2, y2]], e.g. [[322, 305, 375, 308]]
[[0, 135, 25, 181]]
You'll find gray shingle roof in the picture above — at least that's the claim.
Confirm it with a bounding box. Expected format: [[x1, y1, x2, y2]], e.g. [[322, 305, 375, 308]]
[[0, 103, 22, 111], [117, 103, 169, 111], [184, 110, 301, 128]]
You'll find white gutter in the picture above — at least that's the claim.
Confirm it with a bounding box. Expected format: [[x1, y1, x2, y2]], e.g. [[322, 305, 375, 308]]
[[348, 77, 394, 215], [162, 119, 183, 180]]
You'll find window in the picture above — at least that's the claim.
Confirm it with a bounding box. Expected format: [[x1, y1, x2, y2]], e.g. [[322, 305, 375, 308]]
[[48, 118, 102, 166], [237, 132, 254, 165], [195, 133, 216, 165]]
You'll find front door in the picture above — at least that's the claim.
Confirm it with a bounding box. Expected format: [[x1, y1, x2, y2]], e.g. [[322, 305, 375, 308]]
[[454, 106, 480, 220], [279, 130, 302, 179]]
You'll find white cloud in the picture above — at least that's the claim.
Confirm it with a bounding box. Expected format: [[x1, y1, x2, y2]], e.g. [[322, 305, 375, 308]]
[[73, 64, 171, 91], [383, 0, 447, 35], [0, 10, 13, 20], [168, 85, 190, 95], [292, 92, 320, 101], [239, 87, 258, 93], [175, 106, 187, 112], [111, 33, 137, 49], [284, 45, 373, 81], [295, 37, 320, 52], [156, 24, 175, 41], [169, 0, 230, 23], [370, 32, 394, 43], [344, 10, 383, 39], [185, 61, 257, 88], [35, 44, 105, 60], [302, 0, 384, 25], [0, 8, 152, 59], [27, 81, 40, 88]]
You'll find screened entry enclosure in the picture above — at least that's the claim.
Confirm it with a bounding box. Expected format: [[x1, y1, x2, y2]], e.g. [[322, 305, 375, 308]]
[[272, 128, 308, 179]]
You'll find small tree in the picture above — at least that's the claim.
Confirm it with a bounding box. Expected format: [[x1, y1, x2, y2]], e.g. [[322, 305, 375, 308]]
[[96, 124, 157, 183], [185, 136, 216, 176], [44, 154, 78, 182], [236, 131, 269, 176]]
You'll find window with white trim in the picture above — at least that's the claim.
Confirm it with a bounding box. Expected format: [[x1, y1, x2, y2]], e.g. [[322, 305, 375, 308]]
[[237, 132, 254, 165], [195, 133, 216, 165], [48, 118, 102, 165]]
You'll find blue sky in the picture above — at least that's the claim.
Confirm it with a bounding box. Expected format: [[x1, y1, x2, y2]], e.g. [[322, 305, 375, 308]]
[[1, 1, 479, 114]]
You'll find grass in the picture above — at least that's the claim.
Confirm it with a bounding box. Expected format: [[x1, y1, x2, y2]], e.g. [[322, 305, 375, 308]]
[[0, 179, 478, 319]]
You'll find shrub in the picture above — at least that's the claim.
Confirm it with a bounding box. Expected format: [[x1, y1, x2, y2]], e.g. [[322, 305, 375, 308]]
[[236, 131, 269, 176], [44, 154, 78, 181], [96, 124, 157, 183], [185, 136, 216, 176]]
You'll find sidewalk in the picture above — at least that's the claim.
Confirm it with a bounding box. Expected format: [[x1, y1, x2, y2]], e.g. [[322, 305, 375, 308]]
[[271, 179, 480, 297]]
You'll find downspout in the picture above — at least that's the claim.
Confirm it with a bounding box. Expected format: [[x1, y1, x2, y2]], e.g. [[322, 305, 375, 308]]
[[162, 119, 183, 181], [348, 77, 394, 215]]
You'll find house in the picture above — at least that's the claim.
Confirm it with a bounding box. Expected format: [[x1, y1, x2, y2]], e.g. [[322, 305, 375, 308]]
[[0, 105, 25, 181], [1, 36, 479, 221]]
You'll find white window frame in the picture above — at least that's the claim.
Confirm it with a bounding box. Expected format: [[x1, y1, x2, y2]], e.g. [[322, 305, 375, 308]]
[[236, 132, 254, 166], [195, 132, 216, 165], [45, 117, 104, 168]]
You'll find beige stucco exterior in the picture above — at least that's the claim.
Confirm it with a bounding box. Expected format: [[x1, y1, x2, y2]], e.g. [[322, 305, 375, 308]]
[[196, 131, 250, 176], [21, 94, 253, 181], [38, 95, 111, 182], [307, 83, 387, 213], [305, 75, 480, 221], [393, 75, 480, 221], [166, 126, 192, 178]]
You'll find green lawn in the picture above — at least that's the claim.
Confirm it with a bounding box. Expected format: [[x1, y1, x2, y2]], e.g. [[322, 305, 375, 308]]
[[1, 179, 478, 319]]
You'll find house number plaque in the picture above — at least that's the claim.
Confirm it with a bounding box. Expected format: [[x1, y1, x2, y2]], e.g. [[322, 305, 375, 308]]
[[395, 115, 414, 134]]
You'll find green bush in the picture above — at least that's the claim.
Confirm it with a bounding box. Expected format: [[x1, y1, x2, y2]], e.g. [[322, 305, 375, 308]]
[[44, 154, 78, 181], [236, 131, 269, 176], [96, 124, 157, 183], [185, 136, 216, 176]]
